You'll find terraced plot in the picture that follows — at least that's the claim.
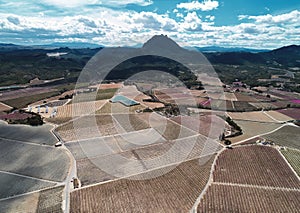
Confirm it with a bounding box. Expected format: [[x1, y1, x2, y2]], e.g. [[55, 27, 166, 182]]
[[281, 148, 300, 176], [214, 145, 300, 188], [198, 184, 300, 213], [0, 121, 57, 145], [71, 155, 215, 213], [264, 125, 300, 149]]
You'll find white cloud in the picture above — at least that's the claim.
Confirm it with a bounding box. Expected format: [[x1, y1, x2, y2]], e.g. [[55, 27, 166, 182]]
[[0, 9, 299, 49], [177, 0, 219, 11], [39, 0, 153, 8], [180, 12, 203, 31], [240, 10, 300, 25]]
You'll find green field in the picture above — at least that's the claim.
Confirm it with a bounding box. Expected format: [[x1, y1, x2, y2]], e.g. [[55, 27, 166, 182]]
[[281, 148, 300, 176], [2, 91, 60, 108]]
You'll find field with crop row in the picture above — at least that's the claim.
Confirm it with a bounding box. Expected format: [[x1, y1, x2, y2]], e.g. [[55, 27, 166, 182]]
[[0, 139, 70, 182], [228, 111, 277, 123], [281, 148, 300, 176], [96, 102, 145, 114], [56, 113, 153, 141], [0, 185, 64, 213], [264, 110, 293, 122], [264, 125, 300, 149], [198, 184, 300, 213], [213, 145, 300, 188], [172, 115, 227, 140], [0, 121, 57, 145], [249, 101, 276, 109], [72, 133, 221, 185], [71, 155, 215, 213], [36, 186, 64, 213], [229, 120, 282, 143], [232, 101, 257, 111], [277, 108, 300, 120], [112, 114, 150, 132], [56, 100, 107, 118], [0, 87, 57, 102], [0, 172, 55, 199], [0, 102, 12, 112], [234, 92, 258, 102], [2, 90, 61, 109]]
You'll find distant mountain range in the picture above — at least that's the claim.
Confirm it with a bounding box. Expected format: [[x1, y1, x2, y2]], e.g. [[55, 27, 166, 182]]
[[194, 46, 269, 53], [0, 35, 299, 86], [0, 42, 104, 50], [0, 41, 296, 53]]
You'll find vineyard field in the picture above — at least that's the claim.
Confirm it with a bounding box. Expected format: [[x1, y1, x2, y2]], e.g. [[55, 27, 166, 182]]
[[281, 148, 300, 176], [71, 156, 215, 212], [198, 184, 300, 213], [264, 126, 300, 149], [213, 145, 300, 188]]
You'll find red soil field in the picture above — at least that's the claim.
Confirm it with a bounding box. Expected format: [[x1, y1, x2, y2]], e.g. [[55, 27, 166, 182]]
[[213, 145, 300, 188], [277, 108, 300, 120], [234, 92, 258, 102], [198, 184, 300, 213]]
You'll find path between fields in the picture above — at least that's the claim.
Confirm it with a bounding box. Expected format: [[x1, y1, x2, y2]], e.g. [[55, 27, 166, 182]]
[[0, 170, 61, 184], [191, 122, 296, 213], [0, 136, 54, 148], [213, 182, 300, 192], [0, 184, 64, 202]]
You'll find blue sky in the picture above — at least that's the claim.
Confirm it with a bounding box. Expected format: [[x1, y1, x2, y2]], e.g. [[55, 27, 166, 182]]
[[0, 0, 299, 48]]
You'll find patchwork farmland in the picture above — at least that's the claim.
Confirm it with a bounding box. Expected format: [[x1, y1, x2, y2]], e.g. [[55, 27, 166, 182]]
[[1, 79, 300, 213], [197, 145, 300, 212]]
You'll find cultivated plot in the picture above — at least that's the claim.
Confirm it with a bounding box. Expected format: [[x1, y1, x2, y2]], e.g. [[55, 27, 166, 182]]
[[0, 139, 70, 182], [230, 120, 282, 143], [264, 110, 293, 122], [172, 115, 228, 140], [281, 148, 300, 176], [228, 111, 277, 123], [96, 102, 145, 114], [277, 108, 300, 120], [0, 185, 65, 213], [213, 145, 300, 188], [198, 184, 300, 213], [56, 115, 124, 141], [56, 100, 107, 118], [71, 133, 221, 185], [0, 172, 55, 200], [264, 125, 300, 150], [0, 102, 12, 112], [71, 156, 215, 213], [0, 121, 57, 145]]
